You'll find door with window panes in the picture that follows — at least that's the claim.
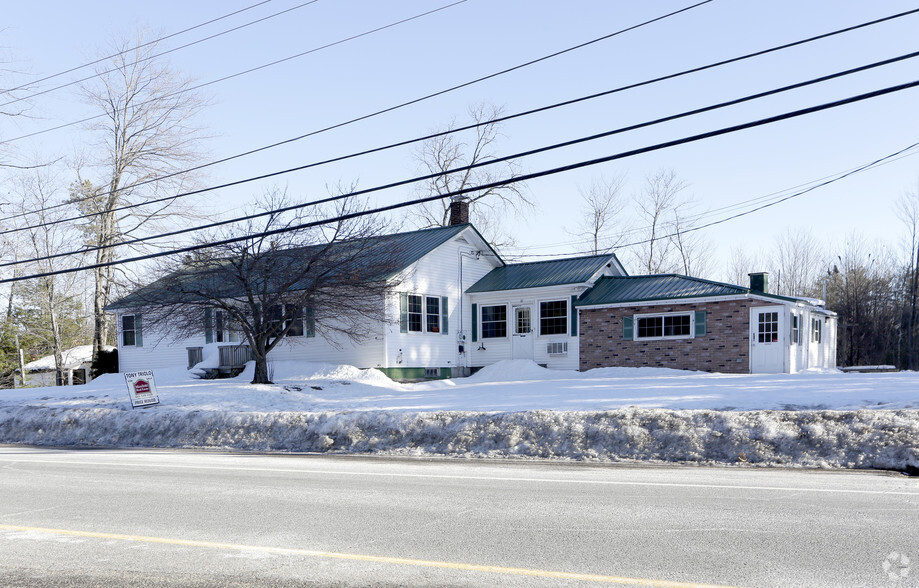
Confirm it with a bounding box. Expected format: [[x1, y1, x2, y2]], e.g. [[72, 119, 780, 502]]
[[750, 306, 785, 373], [511, 306, 534, 360]]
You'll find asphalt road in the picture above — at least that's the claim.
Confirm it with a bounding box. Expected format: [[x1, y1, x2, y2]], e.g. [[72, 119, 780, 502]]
[[0, 446, 917, 587]]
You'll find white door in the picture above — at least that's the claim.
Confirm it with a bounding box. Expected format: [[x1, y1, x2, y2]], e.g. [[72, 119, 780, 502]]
[[750, 307, 785, 373], [512, 306, 534, 360]]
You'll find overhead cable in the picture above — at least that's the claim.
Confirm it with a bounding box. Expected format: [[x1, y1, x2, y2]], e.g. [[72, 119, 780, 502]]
[[1, 1, 321, 108], [3, 47, 917, 249], [4, 76, 918, 284], [2, 2, 909, 227], [3, 0, 275, 95]]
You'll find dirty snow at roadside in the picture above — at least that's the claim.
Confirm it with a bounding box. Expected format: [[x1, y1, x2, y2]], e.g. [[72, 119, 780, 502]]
[[0, 361, 917, 470]]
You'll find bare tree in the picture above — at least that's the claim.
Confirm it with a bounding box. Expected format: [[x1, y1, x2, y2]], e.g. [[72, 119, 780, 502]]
[[412, 103, 531, 249], [628, 169, 704, 274], [722, 245, 765, 287], [569, 175, 627, 255], [76, 32, 207, 374], [127, 190, 403, 385], [769, 228, 825, 298], [895, 182, 919, 369], [10, 167, 88, 384]]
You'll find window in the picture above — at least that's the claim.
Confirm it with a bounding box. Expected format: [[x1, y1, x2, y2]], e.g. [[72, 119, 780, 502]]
[[635, 312, 692, 340], [791, 314, 799, 344], [215, 310, 226, 343], [758, 311, 779, 343], [539, 300, 567, 336], [426, 297, 440, 333], [267, 305, 284, 337], [481, 305, 507, 338], [407, 295, 423, 332], [812, 318, 822, 343], [122, 314, 136, 346], [286, 306, 304, 337], [400, 293, 447, 334]]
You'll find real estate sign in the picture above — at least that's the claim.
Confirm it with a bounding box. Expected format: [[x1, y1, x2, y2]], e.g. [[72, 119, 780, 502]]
[[125, 370, 160, 408]]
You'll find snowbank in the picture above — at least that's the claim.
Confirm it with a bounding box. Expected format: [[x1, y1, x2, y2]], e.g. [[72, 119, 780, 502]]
[[1, 360, 917, 470]]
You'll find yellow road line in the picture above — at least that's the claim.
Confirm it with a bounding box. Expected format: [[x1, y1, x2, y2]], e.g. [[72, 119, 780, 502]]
[[0, 523, 743, 588]]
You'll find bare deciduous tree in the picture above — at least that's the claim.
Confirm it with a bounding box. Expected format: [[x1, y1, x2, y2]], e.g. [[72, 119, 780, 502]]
[[76, 32, 207, 374], [627, 169, 710, 275], [769, 228, 825, 298], [10, 167, 88, 384], [412, 103, 531, 250], [127, 190, 403, 385], [569, 175, 627, 255], [895, 182, 919, 369]]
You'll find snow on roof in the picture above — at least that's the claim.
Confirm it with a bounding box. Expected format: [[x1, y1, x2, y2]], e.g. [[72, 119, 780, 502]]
[[23, 345, 112, 372]]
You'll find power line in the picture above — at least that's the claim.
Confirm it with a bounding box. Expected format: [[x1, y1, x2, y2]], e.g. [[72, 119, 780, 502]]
[[2, 2, 910, 228], [510, 142, 919, 258], [4, 77, 918, 284], [4, 46, 917, 248], [1, 1, 321, 108], [0, 0, 471, 146], [2, 0, 275, 95]]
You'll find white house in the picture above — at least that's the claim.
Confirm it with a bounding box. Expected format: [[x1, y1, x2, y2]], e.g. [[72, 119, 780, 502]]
[[16, 345, 109, 387], [107, 203, 837, 378]]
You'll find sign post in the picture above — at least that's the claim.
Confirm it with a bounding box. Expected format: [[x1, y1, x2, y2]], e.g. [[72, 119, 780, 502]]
[[125, 370, 160, 408]]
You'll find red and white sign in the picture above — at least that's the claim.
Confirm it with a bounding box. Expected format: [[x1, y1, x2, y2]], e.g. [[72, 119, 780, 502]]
[[125, 370, 159, 408]]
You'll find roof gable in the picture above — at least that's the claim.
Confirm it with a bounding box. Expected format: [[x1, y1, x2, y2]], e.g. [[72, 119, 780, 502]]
[[467, 254, 622, 293]]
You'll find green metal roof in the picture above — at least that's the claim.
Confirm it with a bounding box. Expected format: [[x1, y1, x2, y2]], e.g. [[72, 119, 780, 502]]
[[107, 224, 496, 311], [576, 274, 750, 306], [466, 254, 621, 293]]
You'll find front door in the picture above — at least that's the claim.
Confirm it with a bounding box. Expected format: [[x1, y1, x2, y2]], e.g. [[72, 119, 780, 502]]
[[512, 306, 534, 360], [750, 307, 785, 373]]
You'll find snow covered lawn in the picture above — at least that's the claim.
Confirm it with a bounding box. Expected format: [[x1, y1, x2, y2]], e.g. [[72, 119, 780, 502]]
[[1, 361, 917, 470]]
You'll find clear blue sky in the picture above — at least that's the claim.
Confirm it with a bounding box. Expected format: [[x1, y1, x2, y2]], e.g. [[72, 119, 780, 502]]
[[3, 1, 918, 278]]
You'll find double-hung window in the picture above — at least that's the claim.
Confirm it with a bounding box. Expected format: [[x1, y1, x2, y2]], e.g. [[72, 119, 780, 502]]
[[286, 306, 304, 337], [791, 314, 799, 344], [812, 318, 822, 343], [122, 314, 137, 346], [481, 305, 507, 338], [407, 295, 423, 332], [426, 297, 441, 333], [539, 300, 568, 336]]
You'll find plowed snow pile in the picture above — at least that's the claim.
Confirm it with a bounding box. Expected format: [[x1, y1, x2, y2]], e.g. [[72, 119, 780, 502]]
[[1, 361, 916, 470]]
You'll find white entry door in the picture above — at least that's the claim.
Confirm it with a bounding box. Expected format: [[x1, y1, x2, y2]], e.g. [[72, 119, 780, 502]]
[[750, 307, 785, 373], [512, 306, 534, 360]]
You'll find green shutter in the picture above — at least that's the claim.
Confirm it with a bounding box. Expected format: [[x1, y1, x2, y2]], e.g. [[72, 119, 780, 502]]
[[306, 307, 315, 338], [694, 311, 706, 337], [570, 295, 578, 336], [441, 296, 449, 335], [204, 308, 213, 344], [471, 303, 478, 342], [399, 293, 408, 333], [135, 313, 143, 348], [622, 315, 633, 341]]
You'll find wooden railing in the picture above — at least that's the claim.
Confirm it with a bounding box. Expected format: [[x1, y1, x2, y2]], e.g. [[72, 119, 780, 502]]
[[219, 345, 253, 368], [187, 347, 203, 369]]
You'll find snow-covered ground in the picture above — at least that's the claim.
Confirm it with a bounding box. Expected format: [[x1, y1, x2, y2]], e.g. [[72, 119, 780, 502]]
[[1, 361, 917, 470]]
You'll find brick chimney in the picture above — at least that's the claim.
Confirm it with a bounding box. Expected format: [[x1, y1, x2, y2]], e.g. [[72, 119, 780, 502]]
[[748, 272, 768, 294], [448, 197, 469, 226]]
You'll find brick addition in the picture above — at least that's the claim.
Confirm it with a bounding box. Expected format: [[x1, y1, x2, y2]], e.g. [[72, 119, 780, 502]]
[[579, 299, 775, 373]]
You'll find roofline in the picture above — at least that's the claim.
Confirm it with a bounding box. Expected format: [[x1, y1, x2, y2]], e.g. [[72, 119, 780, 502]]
[[576, 291, 837, 315], [465, 253, 619, 294]]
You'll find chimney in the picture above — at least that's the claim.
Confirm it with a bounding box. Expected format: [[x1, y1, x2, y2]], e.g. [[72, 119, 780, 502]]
[[448, 197, 469, 226], [748, 272, 768, 294]]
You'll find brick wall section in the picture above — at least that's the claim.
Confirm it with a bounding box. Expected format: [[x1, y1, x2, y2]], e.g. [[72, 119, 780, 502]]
[[579, 299, 776, 374]]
